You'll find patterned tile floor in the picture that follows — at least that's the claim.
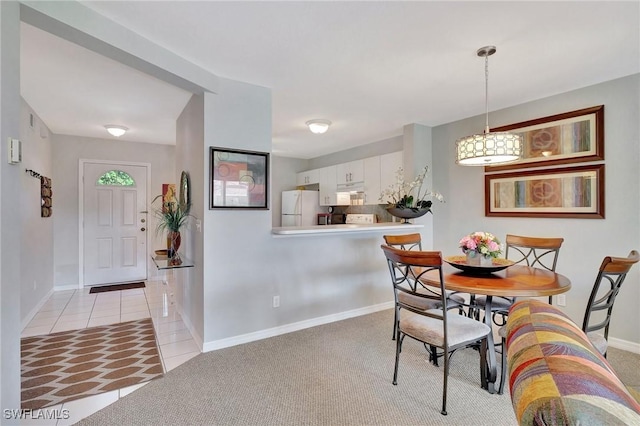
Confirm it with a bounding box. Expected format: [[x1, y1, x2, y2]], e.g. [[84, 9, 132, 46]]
[[20, 273, 200, 425]]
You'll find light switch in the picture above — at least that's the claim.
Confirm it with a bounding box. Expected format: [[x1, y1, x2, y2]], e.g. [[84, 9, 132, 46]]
[[8, 138, 21, 164]]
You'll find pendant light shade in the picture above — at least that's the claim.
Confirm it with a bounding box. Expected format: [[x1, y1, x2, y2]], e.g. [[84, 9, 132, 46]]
[[455, 46, 522, 166]]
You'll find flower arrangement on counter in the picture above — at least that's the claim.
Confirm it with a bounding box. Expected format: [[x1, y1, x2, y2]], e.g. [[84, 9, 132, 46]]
[[379, 165, 444, 216], [459, 231, 502, 259]]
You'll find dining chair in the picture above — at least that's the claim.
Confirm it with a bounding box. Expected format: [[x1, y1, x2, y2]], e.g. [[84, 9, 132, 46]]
[[383, 234, 466, 343], [582, 250, 639, 357], [471, 234, 565, 320], [381, 244, 491, 415], [472, 234, 563, 395]]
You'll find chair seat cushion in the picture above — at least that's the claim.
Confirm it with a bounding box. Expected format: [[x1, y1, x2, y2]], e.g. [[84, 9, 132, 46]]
[[400, 310, 491, 348], [587, 332, 608, 355], [474, 295, 513, 312], [398, 291, 441, 311], [498, 325, 507, 339], [446, 292, 466, 307]]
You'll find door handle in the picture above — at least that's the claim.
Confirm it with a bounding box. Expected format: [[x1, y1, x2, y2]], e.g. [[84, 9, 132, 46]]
[[140, 227, 146, 232]]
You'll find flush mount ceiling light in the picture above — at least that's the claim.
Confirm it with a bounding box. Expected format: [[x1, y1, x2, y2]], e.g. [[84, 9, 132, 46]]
[[306, 119, 331, 134], [104, 124, 128, 137], [455, 46, 522, 166]]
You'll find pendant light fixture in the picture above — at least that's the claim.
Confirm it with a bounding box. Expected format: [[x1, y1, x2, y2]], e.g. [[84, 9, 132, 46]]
[[455, 46, 522, 166]]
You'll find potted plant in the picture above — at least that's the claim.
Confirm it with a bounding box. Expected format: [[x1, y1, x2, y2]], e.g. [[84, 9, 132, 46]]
[[380, 165, 444, 222], [152, 192, 191, 261]]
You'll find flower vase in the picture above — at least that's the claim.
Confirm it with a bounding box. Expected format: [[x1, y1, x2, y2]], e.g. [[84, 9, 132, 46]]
[[167, 230, 181, 258], [466, 251, 492, 267]]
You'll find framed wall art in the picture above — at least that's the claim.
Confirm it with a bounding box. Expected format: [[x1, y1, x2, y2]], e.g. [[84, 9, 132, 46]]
[[210, 147, 269, 209], [485, 105, 604, 172], [485, 164, 604, 219]]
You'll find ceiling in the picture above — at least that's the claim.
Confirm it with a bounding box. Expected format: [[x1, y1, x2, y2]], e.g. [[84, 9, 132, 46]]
[[20, 1, 639, 159]]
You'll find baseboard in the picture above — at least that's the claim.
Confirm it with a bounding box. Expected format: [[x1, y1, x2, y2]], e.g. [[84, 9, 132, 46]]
[[174, 300, 204, 352], [203, 301, 394, 353], [54, 284, 81, 291], [21, 288, 55, 330], [609, 336, 640, 354]]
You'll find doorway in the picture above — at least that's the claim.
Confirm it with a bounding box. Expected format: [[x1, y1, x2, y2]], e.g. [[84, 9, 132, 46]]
[[80, 160, 150, 287]]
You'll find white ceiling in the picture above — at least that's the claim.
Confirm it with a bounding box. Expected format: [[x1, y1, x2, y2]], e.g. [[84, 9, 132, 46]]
[[20, 1, 639, 159]]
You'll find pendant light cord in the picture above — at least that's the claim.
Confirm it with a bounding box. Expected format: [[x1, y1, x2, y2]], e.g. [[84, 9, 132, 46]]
[[484, 52, 490, 133]]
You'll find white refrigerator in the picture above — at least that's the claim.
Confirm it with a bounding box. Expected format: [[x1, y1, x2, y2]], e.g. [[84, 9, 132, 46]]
[[281, 190, 321, 227]]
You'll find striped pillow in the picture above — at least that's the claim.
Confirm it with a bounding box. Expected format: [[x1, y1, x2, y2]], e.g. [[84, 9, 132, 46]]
[[506, 299, 640, 425]]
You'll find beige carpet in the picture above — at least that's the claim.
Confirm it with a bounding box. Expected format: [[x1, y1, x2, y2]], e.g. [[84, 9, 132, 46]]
[[21, 318, 164, 409], [77, 309, 640, 425], [79, 310, 518, 425]]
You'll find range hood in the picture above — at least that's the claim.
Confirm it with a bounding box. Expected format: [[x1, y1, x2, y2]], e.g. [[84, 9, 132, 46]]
[[336, 182, 364, 193]]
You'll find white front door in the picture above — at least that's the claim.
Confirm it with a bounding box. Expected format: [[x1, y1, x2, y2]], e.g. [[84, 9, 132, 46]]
[[82, 162, 148, 286]]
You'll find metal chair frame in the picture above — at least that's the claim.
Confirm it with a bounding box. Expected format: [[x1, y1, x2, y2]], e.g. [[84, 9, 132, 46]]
[[382, 244, 490, 416], [471, 235, 564, 321], [582, 250, 639, 357], [474, 234, 564, 395], [384, 234, 464, 346]]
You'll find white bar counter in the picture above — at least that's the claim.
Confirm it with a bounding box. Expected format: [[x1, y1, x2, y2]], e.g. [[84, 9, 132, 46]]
[[271, 222, 423, 237]]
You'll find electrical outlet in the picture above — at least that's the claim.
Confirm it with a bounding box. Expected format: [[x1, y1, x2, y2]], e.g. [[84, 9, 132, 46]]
[[273, 295, 280, 308], [557, 294, 566, 306]]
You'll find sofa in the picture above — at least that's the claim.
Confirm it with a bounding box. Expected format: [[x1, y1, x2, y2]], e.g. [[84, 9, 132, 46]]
[[505, 299, 640, 425]]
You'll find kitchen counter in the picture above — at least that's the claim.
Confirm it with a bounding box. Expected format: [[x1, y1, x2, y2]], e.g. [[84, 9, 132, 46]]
[[271, 222, 423, 237]]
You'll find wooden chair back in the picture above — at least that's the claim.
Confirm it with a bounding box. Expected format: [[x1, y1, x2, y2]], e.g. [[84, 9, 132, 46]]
[[383, 233, 422, 251]]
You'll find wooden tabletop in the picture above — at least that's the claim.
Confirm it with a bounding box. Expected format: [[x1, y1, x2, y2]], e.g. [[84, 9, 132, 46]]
[[421, 264, 571, 297]]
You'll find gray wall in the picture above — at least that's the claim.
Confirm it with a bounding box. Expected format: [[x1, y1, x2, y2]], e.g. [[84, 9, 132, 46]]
[[271, 155, 310, 227], [20, 101, 54, 327], [431, 74, 640, 348], [176, 93, 205, 345], [51, 135, 175, 287], [1, 0, 23, 413], [309, 135, 403, 169]]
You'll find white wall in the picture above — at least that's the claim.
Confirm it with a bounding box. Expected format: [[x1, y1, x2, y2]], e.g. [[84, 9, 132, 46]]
[[20, 101, 54, 327], [51, 135, 175, 287], [432, 74, 640, 348]]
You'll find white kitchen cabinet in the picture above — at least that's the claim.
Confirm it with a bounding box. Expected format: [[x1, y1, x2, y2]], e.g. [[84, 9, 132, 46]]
[[363, 156, 381, 205], [379, 151, 403, 204], [296, 168, 320, 186], [336, 160, 364, 186], [319, 165, 341, 206]]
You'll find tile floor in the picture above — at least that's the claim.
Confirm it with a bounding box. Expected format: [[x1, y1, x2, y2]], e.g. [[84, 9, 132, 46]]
[[20, 273, 200, 425]]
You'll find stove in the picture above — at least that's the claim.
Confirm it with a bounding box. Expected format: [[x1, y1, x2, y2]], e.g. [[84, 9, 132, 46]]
[[345, 214, 377, 224]]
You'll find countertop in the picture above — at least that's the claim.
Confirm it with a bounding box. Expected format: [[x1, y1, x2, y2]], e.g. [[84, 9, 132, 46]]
[[271, 222, 423, 237]]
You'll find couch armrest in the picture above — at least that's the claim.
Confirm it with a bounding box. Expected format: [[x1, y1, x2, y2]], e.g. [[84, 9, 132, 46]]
[[505, 299, 640, 425]]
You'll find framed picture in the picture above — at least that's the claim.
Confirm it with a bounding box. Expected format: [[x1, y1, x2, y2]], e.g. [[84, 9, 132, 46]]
[[485, 105, 604, 171], [210, 147, 269, 209], [485, 164, 604, 219]]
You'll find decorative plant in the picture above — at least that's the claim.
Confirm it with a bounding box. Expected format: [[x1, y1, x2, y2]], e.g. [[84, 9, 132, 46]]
[[459, 232, 502, 258], [379, 165, 444, 213], [151, 193, 191, 234]]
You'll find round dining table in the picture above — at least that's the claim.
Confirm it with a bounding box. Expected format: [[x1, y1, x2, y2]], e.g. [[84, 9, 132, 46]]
[[420, 263, 571, 394]]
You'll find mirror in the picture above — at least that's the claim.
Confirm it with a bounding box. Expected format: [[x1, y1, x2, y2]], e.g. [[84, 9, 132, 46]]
[[179, 171, 191, 213]]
